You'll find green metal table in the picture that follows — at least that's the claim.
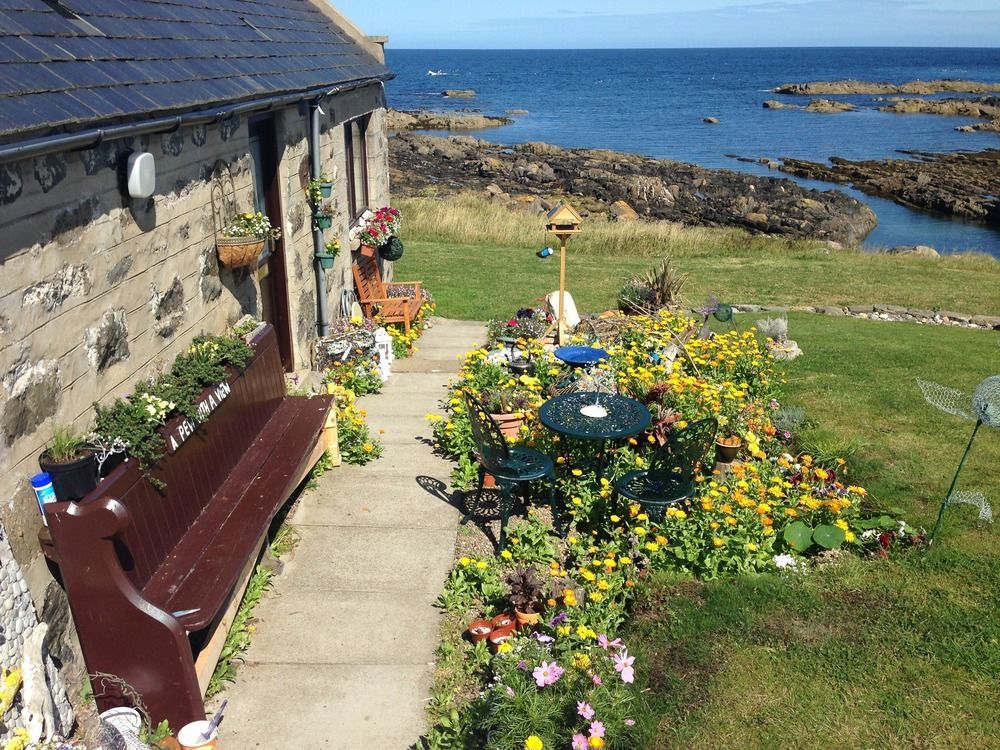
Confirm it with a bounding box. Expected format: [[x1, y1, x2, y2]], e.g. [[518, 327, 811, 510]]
[[539, 392, 652, 477]]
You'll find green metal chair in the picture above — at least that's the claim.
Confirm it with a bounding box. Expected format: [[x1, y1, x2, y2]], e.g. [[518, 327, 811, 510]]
[[463, 391, 558, 550], [614, 417, 718, 521]]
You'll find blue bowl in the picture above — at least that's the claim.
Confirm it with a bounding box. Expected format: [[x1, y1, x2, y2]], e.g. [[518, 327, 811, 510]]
[[554, 346, 610, 367]]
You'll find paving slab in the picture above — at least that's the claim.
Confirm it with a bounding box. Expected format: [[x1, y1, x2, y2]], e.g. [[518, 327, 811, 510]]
[[218, 318, 479, 750]]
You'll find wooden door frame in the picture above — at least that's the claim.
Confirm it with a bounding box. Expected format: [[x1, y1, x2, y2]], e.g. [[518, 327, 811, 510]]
[[248, 115, 294, 371]]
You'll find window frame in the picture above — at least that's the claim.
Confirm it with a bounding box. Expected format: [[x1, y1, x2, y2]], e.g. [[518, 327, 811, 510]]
[[344, 114, 371, 221]]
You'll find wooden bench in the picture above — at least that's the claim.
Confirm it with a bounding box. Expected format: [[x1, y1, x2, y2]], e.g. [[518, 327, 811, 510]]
[[352, 246, 423, 332], [41, 324, 333, 729]]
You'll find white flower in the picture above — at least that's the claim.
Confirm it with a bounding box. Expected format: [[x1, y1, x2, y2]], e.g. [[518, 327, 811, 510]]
[[145, 404, 156, 416], [773, 553, 797, 569], [861, 529, 879, 541]]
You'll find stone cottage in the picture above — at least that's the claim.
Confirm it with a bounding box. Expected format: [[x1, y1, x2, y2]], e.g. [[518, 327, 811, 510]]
[[0, 0, 391, 738]]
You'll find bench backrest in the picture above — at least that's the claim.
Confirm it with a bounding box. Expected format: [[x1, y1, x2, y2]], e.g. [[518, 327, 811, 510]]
[[353, 252, 386, 302], [81, 324, 285, 589]]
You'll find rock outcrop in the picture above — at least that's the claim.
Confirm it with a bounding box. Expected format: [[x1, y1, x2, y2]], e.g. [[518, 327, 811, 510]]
[[804, 99, 856, 113], [763, 100, 799, 109], [390, 134, 878, 245], [878, 96, 1000, 119], [773, 79, 1000, 96], [387, 109, 512, 132], [442, 89, 476, 98], [775, 149, 1000, 226]]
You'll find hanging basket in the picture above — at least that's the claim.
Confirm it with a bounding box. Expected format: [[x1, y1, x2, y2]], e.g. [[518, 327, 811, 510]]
[[216, 235, 264, 268], [379, 236, 404, 261], [314, 213, 334, 230]]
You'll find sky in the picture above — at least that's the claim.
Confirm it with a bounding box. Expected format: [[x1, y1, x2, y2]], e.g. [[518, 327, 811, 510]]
[[331, 0, 1000, 49]]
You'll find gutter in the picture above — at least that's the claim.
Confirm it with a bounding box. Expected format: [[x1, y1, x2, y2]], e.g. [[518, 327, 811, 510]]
[[0, 74, 394, 165], [309, 99, 331, 337]]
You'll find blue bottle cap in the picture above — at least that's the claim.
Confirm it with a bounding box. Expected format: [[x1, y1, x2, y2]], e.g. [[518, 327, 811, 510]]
[[31, 472, 52, 488]]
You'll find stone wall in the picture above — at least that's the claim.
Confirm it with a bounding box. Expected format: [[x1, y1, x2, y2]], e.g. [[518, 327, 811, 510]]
[[0, 82, 388, 723]]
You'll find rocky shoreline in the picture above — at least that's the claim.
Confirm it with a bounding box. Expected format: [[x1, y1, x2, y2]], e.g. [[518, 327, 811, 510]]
[[390, 133, 877, 245], [387, 108, 513, 132], [773, 79, 1000, 95], [774, 149, 1000, 227]]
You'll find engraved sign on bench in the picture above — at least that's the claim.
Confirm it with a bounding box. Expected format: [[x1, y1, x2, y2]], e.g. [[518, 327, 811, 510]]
[[165, 380, 232, 454]]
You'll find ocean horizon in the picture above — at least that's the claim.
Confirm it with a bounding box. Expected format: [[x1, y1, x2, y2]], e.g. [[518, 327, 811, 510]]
[[385, 47, 1000, 257]]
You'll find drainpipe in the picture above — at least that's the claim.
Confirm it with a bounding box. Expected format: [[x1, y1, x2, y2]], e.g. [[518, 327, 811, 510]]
[[309, 99, 331, 337]]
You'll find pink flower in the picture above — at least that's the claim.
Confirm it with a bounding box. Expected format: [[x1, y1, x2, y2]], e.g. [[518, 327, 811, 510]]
[[613, 649, 635, 684], [532, 661, 564, 687], [624, 719, 635, 727], [577, 701, 595, 720], [597, 634, 622, 650], [590, 672, 603, 685], [572, 735, 589, 750], [589, 721, 605, 739]]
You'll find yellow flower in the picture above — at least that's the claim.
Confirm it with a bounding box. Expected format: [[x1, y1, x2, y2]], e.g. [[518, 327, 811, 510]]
[[589, 591, 604, 602], [572, 468, 583, 477], [557, 625, 572, 636], [610, 515, 621, 523], [572, 652, 591, 670], [713, 537, 725, 548], [476, 561, 488, 569], [619, 556, 632, 565], [459, 557, 471, 566], [497, 641, 513, 654], [835, 519, 849, 531], [581, 569, 596, 582], [597, 579, 610, 591], [634, 527, 647, 536], [362, 442, 374, 453], [525, 736, 544, 750], [501, 549, 513, 560], [589, 737, 605, 749]]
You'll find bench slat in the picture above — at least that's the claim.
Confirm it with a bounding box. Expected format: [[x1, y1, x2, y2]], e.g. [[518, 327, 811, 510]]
[[141, 395, 333, 630]]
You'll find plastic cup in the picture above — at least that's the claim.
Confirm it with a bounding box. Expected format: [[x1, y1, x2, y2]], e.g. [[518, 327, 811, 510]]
[[177, 720, 218, 750]]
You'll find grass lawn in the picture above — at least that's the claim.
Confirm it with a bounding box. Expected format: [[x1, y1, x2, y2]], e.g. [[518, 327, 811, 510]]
[[398, 197, 1000, 749]]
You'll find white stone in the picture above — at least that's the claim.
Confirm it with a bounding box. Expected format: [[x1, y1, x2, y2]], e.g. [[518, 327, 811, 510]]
[[545, 290, 581, 332]]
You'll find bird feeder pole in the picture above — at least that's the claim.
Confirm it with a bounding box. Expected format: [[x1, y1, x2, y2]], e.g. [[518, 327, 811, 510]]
[[544, 202, 583, 344]]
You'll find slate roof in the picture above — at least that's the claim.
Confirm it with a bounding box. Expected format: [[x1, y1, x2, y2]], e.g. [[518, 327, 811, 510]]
[[0, 0, 392, 141]]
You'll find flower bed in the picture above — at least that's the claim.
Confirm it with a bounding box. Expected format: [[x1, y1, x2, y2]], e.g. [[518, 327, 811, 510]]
[[425, 308, 919, 749], [385, 294, 436, 358]]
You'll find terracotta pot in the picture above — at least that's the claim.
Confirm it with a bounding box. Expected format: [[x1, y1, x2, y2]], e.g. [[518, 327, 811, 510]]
[[514, 607, 541, 631], [487, 623, 516, 653], [491, 412, 524, 439], [491, 613, 514, 630], [715, 437, 742, 463], [466, 619, 493, 643], [482, 472, 497, 489]]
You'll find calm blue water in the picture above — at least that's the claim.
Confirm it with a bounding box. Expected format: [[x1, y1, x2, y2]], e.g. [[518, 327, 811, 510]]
[[385, 48, 1000, 257]]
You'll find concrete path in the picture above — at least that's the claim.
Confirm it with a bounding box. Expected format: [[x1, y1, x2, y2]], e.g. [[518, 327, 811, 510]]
[[219, 318, 483, 749]]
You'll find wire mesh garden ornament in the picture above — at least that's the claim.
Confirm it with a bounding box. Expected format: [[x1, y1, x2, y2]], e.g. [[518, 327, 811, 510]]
[[917, 375, 1000, 543]]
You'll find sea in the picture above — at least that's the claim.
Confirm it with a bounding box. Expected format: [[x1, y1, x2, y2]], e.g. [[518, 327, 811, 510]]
[[384, 47, 1000, 258]]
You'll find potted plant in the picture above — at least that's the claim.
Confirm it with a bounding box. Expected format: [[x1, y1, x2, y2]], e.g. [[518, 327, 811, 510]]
[[315, 238, 339, 270], [715, 434, 742, 463], [505, 568, 545, 629], [217, 211, 280, 268], [313, 201, 334, 230], [308, 173, 334, 203], [38, 425, 98, 501], [348, 206, 401, 252]]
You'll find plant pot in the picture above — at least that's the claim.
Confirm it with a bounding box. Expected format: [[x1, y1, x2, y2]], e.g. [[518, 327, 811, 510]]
[[38, 450, 98, 501], [98, 451, 128, 478], [378, 236, 404, 261], [314, 213, 333, 230], [318, 181, 334, 198], [491, 413, 524, 440], [514, 607, 541, 631], [216, 235, 264, 268], [715, 438, 742, 463], [466, 618, 494, 643], [482, 472, 497, 489], [491, 613, 514, 630], [314, 252, 336, 270], [487, 623, 516, 653], [359, 243, 378, 258]]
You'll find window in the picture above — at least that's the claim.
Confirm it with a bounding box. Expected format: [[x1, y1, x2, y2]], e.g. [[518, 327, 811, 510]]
[[344, 115, 370, 220]]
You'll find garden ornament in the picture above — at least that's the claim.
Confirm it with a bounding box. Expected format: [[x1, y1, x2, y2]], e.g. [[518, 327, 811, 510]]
[[917, 375, 1000, 543], [697, 294, 737, 338]]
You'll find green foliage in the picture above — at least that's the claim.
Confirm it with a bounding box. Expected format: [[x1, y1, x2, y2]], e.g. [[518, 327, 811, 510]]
[[324, 359, 383, 396], [139, 719, 172, 744], [504, 516, 559, 565], [305, 449, 335, 490], [206, 565, 273, 697], [43, 423, 87, 462], [782, 520, 813, 552], [92, 329, 254, 486], [436, 556, 506, 613], [812, 523, 847, 549]]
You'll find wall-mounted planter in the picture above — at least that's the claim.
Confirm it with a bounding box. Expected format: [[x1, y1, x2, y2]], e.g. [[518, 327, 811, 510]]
[[318, 181, 334, 198], [314, 252, 336, 270], [216, 235, 265, 268], [314, 213, 333, 230]]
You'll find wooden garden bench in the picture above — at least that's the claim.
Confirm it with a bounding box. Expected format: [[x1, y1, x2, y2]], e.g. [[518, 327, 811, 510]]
[[352, 248, 423, 332], [40, 324, 333, 729]]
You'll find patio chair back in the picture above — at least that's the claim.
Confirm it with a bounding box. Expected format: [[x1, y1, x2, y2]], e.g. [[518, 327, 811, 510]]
[[464, 391, 511, 473], [648, 417, 718, 483]]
